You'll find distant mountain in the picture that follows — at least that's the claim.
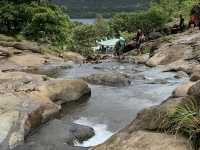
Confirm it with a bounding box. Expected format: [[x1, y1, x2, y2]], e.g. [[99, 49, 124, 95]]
[[52, 0, 153, 18]]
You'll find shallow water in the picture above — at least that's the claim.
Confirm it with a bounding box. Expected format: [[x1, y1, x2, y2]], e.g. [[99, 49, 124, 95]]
[[15, 61, 186, 150]]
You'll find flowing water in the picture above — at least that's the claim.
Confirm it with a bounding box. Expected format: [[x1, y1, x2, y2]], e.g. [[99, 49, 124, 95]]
[[70, 18, 96, 24], [15, 60, 186, 150]]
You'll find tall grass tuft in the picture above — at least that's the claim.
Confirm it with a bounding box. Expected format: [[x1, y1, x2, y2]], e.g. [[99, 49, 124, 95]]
[[165, 97, 200, 150]]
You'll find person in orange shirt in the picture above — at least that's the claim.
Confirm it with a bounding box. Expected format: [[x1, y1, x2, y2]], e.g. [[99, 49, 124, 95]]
[[189, 3, 200, 29], [188, 15, 197, 28]]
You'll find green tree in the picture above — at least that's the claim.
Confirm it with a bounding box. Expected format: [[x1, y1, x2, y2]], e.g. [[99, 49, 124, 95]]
[[110, 4, 168, 34], [23, 4, 71, 48], [94, 14, 113, 39], [70, 24, 96, 56], [0, 0, 72, 48]]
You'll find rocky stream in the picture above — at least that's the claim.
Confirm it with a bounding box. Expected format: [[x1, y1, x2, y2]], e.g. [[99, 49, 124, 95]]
[[14, 60, 185, 150], [1, 29, 200, 150]]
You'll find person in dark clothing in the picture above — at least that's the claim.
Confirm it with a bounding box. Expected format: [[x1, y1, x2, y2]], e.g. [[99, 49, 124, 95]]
[[179, 14, 185, 32], [188, 3, 200, 28], [135, 29, 145, 54], [113, 33, 125, 58]]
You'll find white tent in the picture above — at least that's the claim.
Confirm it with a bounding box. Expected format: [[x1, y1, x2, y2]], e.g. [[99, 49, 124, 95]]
[[96, 38, 119, 53]]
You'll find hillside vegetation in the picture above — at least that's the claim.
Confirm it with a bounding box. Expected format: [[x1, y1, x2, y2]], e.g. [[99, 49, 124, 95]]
[[0, 0, 198, 56], [52, 0, 155, 18]]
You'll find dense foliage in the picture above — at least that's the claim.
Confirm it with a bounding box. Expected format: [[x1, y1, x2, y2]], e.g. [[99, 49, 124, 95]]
[[52, 0, 155, 18], [110, 0, 199, 34], [0, 0, 198, 55], [164, 97, 200, 150], [0, 0, 71, 48], [110, 5, 168, 34]]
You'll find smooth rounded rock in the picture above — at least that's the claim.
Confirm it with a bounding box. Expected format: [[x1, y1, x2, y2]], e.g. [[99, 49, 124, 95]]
[[67, 123, 95, 145], [81, 73, 131, 87]]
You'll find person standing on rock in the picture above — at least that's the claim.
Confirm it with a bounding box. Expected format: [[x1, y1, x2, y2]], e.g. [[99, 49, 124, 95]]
[[114, 33, 126, 59], [135, 29, 145, 54], [179, 14, 185, 32]]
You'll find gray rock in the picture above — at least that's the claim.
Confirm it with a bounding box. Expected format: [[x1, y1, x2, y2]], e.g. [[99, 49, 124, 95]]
[[145, 79, 168, 84], [190, 72, 200, 81], [172, 81, 195, 98], [24, 62, 73, 78], [188, 80, 200, 97], [13, 119, 87, 150], [13, 42, 41, 53], [67, 123, 95, 145], [81, 73, 131, 87], [174, 71, 189, 79], [148, 32, 162, 40]]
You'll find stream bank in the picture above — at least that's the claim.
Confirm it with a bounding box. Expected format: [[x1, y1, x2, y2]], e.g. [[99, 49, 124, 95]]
[[1, 29, 200, 150], [14, 60, 185, 150]]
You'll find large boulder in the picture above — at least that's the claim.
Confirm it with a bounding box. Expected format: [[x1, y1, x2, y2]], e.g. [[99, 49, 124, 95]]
[[190, 71, 200, 81], [59, 52, 85, 64], [0, 93, 60, 150], [163, 60, 196, 74], [35, 79, 91, 104], [188, 80, 200, 97], [148, 31, 163, 40], [13, 42, 41, 53], [0, 71, 48, 93], [129, 54, 149, 64], [24, 62, 73, 77], [0, 71, 91, 149], [172, 81, 195, 98], [7, 53, 72, 77], [90, 131, 192, 150], [67, 123, 95, 145], [13, 119, 88, 150], [81, 73, 131, 87], [8, 54, 46, 67], [146, 44, 193, 67], [190, 65, 200, 81]]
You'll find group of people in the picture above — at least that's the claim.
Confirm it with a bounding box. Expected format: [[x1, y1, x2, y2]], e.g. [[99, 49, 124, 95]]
[[114, 29, 145, 58], [114, 3, 200, 59]]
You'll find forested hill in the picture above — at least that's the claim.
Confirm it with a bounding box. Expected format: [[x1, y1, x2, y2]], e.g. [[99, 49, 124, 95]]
[[52, 0, 154, 18]]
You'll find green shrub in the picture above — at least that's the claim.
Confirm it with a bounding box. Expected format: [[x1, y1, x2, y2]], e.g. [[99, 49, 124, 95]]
[[94, 14, 113, 40], [110, 4, 168, 34], [165, 97, 200, 149], [23, 4, 71, 48], [70, 24, 96, 56], [0, 1, 71, 49]]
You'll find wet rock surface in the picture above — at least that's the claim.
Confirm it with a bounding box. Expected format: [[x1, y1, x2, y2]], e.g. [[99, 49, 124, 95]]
[[0, 38, 91, 150], [67, 123, 95, 145], [190, 72, 200, 81], [90, 96, 193, 150], [0, 73, 91, 149], [172, 81, 195, 98], [145, 78, 169, 84], [81, 73, 131, 87], [91, 131, 192, 150], [174, 71, 189, 79], [13, 119, 88, 150]]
